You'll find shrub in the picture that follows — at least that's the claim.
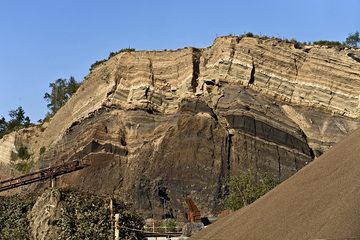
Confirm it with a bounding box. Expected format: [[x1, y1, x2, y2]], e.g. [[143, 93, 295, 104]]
[[14, 161, 33, 173], [224, 170, 278, 211], [90, 48, 136, 72], [160, 218, 177, 232], [0, 194, 35, 240], [17, 145, 31, 160], [289, 38, 303, 49], [57, 189, 144, 240], [89, 59, 107, 71], [313, 40, 344, 47], [39, 146, 46, 155], [0, 190, 144, 239], [108, 48, 136, 58], [12, 145, 33, 173]]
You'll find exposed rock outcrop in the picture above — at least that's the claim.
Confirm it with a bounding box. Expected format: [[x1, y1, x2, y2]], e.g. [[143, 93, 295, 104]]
[[29, 189, 61, 240], [1, 36, 360, 217]]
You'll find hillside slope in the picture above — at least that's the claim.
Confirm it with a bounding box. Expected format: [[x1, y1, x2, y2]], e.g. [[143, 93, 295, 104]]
[[1, 36, 360, 217], [192, 125, 360, 240]]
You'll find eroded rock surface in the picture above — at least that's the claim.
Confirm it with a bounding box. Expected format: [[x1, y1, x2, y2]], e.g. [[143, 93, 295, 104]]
[[1, 36, 360, 217], [29, 189, 61, 240]]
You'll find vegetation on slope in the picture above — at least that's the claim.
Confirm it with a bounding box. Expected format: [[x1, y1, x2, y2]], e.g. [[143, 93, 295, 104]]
[[225, 170, 278, 211], [0, 194, 35, 240], [43, 76, 81, 121], [57, 189, 144, 240], [0, 189, 144, 239], [235, 31, 360, 49], [89, 48, 135, 71], [0, 106, 31, 139]]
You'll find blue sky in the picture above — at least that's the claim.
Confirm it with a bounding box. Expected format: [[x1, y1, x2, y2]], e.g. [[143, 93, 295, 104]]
[[0, 0, 359, 122]]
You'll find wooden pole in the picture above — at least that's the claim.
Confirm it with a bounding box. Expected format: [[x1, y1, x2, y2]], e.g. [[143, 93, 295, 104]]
[[51, 176, 56, 188], [110, 199, 114, 238], [114, 213, 120, 240]]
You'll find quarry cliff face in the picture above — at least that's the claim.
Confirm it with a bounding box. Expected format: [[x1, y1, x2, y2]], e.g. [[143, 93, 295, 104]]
[[1, 36, 360, 217]]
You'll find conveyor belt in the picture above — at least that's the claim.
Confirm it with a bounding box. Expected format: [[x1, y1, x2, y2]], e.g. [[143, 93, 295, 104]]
[[0, 160, 88, 192]]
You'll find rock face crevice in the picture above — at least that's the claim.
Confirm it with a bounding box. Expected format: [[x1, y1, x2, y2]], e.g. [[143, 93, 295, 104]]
[[1, 36, 360, 216], [249, 57, 255, 84], [191, 48, 201, 92], [226, 133, 232, 174]]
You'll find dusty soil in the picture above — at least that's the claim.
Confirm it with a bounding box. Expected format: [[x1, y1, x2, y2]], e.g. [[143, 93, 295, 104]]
[[192, 128, 360, 240]]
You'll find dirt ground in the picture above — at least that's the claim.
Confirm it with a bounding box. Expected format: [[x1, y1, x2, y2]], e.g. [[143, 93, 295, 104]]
[[192, 128, 360, 240]]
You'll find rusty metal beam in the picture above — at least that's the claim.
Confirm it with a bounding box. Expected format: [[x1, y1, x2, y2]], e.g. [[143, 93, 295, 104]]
[[0, 160, 89, 192]]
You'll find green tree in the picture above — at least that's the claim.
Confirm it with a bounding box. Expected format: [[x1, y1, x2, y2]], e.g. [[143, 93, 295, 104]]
[[0, 107, 31, 139], [224, 170, 278, 211], [346, 31, 360, 47], [66, 76, 80, 96], [8, 106, 30, 128], [43, 77, 81, 115], [0, 116, 7, 138], [6, 106, 31, 132]]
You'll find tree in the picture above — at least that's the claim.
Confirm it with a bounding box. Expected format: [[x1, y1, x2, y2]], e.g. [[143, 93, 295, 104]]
[[346, 31, 360, 47], [224, 170, 278, 211], [0, 116, 7, 138], [66, 76, 80, 96], [43, 77, 81, 115], [0, 107, 31, 139], [7, 106, 31, 132]]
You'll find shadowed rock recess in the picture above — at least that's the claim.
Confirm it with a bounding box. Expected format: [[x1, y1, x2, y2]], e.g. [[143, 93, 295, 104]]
[[1, 36, 360, 218]]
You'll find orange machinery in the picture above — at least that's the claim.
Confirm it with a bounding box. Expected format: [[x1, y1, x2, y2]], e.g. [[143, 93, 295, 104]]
[[185, 197, 201, 222]]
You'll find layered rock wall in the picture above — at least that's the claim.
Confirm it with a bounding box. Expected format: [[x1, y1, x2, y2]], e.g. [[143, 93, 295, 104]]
[[1, 36, 360, 216]]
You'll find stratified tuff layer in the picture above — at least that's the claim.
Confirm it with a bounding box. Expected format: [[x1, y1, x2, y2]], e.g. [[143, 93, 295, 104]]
[[1, 36, 359, 217]]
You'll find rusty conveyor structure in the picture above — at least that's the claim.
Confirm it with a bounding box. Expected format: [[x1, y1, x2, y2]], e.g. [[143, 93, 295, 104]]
[[186, 197, 201, 222], [0, 159, 88, 192]]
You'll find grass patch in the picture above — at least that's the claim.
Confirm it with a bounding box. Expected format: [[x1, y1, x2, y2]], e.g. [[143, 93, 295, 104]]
[[14, 160, 33, 173]]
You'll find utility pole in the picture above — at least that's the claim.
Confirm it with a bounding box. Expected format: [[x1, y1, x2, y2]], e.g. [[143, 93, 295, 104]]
[[109, 199, 114, 238], [50, 175, 56, 188], [114, 213, 120, 240]]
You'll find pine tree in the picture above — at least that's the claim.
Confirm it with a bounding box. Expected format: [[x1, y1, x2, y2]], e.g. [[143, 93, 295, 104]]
[[346, 31, 360, 47], [43, 77, 81, 115]]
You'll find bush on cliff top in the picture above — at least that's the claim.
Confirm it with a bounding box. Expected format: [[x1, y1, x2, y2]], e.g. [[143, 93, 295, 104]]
[[236, 31, 359, 49], [89, 48, 136, 72], [313, 40, 344, 47]]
